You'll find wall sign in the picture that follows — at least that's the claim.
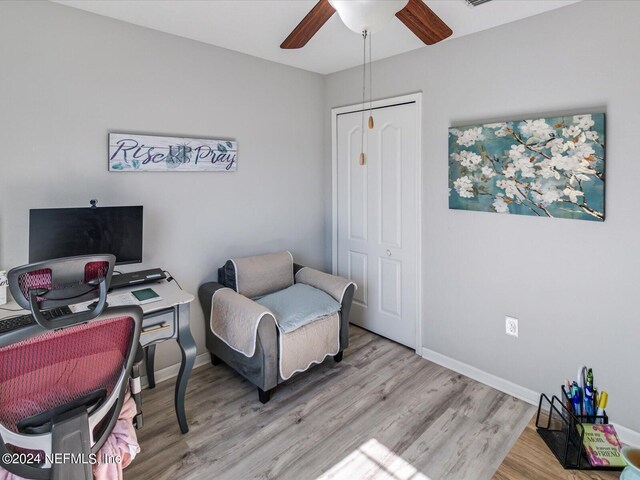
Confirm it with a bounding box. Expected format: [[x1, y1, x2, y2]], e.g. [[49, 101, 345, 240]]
[[108, 133, 237, 172], [449, 113, 605, 221]]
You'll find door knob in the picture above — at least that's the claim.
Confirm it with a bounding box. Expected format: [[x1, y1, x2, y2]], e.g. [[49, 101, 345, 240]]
[[386, 250, 392, 257]]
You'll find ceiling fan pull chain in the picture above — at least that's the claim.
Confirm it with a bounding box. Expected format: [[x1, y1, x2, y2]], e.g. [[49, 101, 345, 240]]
[[368, 31, 374, 130], [360, 30, 366, 165]]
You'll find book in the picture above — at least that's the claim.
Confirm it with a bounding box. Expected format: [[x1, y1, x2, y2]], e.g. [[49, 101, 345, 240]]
[[131, 288, 163, 305], [580, 423, 627, 468]]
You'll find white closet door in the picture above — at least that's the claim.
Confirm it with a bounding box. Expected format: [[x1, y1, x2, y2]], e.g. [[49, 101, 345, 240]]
[[336, 102, 418, 348]]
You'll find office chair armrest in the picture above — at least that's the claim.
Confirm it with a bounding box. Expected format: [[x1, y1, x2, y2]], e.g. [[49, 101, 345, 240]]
[[130, 342, 144, 429], [132, 343, 144, 381]]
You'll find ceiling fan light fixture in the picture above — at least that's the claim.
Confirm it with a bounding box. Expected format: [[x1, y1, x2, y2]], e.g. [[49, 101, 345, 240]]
[[328, 0, 409, 34]]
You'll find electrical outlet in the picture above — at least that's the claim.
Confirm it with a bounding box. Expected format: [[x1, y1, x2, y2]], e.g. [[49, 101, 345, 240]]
[[505, 316, 518, 337]]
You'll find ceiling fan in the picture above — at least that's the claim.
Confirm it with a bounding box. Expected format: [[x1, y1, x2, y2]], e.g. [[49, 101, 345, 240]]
[[281, 0, 453, 49]]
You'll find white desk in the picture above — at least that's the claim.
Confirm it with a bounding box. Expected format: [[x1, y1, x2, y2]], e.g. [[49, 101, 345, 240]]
[[0, 279, 196, 434]]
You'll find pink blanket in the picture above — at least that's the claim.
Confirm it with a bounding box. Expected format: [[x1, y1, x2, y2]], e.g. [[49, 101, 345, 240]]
[[0, 393, 140, 480]]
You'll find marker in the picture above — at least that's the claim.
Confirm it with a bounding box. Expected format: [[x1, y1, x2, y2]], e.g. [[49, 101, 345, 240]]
[[571, 383, 582, 416], [597, 391, 608, 422]]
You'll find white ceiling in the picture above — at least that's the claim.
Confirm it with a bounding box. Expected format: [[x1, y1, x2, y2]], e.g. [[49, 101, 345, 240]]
[[53, 0, 581, 75]]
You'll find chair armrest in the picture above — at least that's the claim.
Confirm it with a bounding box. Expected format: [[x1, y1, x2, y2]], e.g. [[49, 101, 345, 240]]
[[204, 286, 277, 358], [198, 282, 228, 319], [133, 342, 144, 366], [294, 267, 356, 305], [295, 267, 356, 352], [130, 342, 144, 429]]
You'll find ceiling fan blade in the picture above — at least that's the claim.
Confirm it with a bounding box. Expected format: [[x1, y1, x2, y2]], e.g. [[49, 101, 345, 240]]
[[396, 0, 453, 46], [281, 0, 336, 49]]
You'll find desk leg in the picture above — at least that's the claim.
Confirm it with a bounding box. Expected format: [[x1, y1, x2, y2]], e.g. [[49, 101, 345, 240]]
[[175, 303, 196, 434], [145, 345, 156, 389]]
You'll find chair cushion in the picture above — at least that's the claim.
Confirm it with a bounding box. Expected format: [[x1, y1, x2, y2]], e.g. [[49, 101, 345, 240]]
[[278, 312, 339, 380], [255, 284, 341, 333], [226, 251, 294, 298]]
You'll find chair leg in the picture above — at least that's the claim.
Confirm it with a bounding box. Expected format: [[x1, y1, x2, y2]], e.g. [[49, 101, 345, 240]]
[[258, 387, 273, 404], [333, 351, 343, 363], [210, 353, 221, 366]]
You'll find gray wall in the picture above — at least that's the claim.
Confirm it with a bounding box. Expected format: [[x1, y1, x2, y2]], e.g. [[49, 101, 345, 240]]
[[1, 0, 637, 435], [325, 1, 640, 432], [0, 1, 326, 371]]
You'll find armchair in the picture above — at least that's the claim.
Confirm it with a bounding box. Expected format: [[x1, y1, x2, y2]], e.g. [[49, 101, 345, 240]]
[[199, 251, 356, 403]]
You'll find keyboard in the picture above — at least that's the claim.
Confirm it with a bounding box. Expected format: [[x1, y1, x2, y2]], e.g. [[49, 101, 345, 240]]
[[0, 306, 73, 334]]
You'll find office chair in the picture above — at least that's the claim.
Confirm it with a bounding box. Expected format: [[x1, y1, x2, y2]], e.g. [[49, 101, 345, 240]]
[[0, 255, 144, 480]]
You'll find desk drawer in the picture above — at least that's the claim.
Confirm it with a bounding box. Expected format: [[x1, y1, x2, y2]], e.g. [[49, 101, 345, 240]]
[[141, 308, 175, 346]]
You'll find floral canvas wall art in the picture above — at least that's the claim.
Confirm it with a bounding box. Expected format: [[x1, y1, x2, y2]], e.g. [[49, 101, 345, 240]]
[[448, 113, 605, 221]]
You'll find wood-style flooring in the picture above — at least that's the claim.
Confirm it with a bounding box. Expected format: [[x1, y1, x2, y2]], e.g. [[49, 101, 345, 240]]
[[128, 326, 535, 480], [494, 416, 620, 480]]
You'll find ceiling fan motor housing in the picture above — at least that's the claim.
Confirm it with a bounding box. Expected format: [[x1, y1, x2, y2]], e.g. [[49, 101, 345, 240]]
[[328, 0, 409, 34], [280, 0, 452, 49]]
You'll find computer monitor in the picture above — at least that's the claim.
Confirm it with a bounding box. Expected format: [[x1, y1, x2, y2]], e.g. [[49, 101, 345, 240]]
[[29, 206, 143, 265]]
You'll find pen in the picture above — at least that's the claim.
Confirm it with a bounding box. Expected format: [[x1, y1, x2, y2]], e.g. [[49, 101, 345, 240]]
[[564, 379, 572, 413], [577, 366, 588, 391], [584, 368, 595, 420]]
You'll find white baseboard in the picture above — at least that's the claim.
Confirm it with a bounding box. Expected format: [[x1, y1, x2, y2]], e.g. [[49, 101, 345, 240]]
[[421, 347, 539, 405], [421, 347, 640, 448], [140, 352, 210, 389]]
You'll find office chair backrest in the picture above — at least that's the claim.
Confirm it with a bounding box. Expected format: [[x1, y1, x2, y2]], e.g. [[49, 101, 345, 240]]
[[9, 255, 115, 310], [0, 315, 132, 432], [0, 305, 142, 479], [15, 261, 108, 298], [8, 255, 116, 330]]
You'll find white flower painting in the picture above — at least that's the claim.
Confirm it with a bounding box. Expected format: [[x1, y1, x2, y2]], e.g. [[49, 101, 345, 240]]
[[448, 114, 605, 221]]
